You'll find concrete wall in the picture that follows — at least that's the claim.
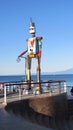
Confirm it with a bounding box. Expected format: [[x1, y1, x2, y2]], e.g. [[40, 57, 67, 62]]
[[29, 93, 68, 119]]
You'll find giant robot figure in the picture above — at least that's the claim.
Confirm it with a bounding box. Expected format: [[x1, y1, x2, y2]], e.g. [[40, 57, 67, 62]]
[[17, 19, 43, 91]]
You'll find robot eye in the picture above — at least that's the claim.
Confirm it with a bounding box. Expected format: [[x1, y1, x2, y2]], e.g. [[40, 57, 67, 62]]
[[30, 49, 33, 51], [29, 28, 34, 30]]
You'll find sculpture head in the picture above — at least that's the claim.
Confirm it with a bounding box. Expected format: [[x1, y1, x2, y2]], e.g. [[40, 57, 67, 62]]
[[29, 18, 36, 37]]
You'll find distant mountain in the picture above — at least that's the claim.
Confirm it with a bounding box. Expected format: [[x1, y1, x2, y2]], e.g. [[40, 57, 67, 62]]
[[48, 68, 73, 75]]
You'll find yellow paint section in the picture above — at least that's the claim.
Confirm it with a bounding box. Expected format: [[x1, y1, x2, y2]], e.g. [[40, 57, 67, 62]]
[[27, 69, 30, 80], [28, 54, 36, 58], [35, 86, 40, 91]]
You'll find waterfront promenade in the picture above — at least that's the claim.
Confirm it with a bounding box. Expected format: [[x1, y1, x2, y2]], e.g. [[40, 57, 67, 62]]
[[0, 103, 51, 130], [1, 97, 73, 130], [0, 80, 73, 130]]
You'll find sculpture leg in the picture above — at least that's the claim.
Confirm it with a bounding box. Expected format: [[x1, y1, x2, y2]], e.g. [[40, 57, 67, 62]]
[[27, 56, 31, 90], [36, 57, 42, 93], [36, 57, 40, 82]]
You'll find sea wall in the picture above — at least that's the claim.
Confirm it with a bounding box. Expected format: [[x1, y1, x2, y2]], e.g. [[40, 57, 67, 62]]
[[4, 93, 73, 129], [29, 93, 68, 119]]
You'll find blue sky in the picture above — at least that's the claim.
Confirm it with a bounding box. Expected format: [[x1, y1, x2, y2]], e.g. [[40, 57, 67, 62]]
[[0, 0, 73, 75]]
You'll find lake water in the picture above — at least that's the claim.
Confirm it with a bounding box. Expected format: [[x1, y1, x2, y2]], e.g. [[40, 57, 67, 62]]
[[0, 74, 73, 86]]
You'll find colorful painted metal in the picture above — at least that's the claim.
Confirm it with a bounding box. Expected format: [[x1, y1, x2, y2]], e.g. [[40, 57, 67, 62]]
[[17, 19, 43, 92]]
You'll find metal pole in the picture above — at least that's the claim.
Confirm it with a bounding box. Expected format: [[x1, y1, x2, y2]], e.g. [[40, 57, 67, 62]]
[[19, 86, 21, 100], [4, 84, 7, 105], [36, 57, 42, 93], [36, 57, 40, 82], [25, 57, 27, 81], [64, 82, 67, 93], [27, 56, 31, 90]]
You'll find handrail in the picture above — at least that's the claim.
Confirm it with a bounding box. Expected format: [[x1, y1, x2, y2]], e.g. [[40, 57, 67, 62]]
[[0, 80, 66, 86], [0, 80, 67, 105]]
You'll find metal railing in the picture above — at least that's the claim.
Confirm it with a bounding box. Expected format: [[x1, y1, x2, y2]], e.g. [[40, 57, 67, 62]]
[[0, 80, 67, 104]]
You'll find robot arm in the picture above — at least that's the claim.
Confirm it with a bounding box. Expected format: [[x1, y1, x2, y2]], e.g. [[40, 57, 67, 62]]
[[18, 50, 27, 58], [17, 50, 27, 62]]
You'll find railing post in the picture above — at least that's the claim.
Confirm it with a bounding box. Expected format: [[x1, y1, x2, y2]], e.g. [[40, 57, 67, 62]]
[[2, 84, 7, 106], [64, 82, 67, 93], [19, 86, 21, 100], [59, 82, 61, 94]]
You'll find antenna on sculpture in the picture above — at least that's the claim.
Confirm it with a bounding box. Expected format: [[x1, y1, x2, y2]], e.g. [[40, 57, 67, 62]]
[[29, 18, 36, 37]]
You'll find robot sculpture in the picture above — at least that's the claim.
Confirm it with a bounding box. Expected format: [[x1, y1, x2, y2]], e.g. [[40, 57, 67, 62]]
[[17, 19, 43, 91]]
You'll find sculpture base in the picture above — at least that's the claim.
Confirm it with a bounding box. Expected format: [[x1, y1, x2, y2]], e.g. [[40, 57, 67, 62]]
[[29, 93, 67, 119]]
